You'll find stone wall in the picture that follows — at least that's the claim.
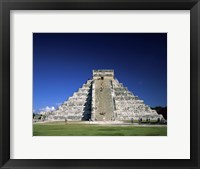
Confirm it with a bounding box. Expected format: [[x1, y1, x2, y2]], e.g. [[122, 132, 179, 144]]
[[93, 69, 114, 80]]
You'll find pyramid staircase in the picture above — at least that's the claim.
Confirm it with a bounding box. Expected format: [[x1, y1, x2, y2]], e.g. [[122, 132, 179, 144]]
[[45, 70, 163, 121]]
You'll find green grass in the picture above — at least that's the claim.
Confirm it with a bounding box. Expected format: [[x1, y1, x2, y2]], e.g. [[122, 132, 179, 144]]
[[33, 122, 167, 136]]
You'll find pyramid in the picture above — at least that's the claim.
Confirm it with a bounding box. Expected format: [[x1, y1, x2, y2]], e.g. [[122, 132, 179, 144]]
[[46, 70, 164, 121]]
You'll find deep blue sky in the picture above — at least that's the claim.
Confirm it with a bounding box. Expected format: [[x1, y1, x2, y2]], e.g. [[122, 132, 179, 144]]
[[33, 33, 167, 112]]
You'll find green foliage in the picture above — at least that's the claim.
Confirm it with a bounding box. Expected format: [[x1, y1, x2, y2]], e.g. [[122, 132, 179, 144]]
[[151, 106, 167, 119], [34, 114, 42, 119]]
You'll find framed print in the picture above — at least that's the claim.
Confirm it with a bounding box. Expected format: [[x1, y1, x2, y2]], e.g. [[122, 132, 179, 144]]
[[0, 0, 199, 169]]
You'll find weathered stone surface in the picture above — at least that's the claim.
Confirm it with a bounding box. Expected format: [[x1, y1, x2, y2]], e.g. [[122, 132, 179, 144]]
[[44, 70, 164, 121], [45, 79, 92, 121], [92, 78, 114, 121]]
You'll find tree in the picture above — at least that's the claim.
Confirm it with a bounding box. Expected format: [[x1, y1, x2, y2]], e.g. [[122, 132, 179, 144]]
[[151, 106, 167, 120]]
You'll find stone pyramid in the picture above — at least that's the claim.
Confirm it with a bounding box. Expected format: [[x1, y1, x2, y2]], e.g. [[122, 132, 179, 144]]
[[46, 70, 163, 121]]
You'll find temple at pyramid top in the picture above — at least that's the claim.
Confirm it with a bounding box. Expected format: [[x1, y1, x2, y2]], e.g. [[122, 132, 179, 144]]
[[93, 69, 114, 79]]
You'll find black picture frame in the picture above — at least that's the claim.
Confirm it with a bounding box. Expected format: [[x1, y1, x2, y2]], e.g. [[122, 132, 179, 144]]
[[0, 0, 199, 168]]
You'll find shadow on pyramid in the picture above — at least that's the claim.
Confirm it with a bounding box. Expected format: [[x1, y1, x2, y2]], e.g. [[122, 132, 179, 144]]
[[46, 70, 164, 122]]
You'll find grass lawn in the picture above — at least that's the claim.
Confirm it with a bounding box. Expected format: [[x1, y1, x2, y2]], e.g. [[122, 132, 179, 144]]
[[33, 121, 167, 136]]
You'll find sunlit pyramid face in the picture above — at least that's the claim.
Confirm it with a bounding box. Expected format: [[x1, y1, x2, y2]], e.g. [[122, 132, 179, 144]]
[[44, 70, 163, 122]]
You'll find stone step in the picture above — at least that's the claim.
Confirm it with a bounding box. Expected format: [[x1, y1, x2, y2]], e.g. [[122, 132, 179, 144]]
[[93, 79, 114, 121]]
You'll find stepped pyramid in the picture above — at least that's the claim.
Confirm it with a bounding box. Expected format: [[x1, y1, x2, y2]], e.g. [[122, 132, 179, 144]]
[[46, 70, 163, 121]]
